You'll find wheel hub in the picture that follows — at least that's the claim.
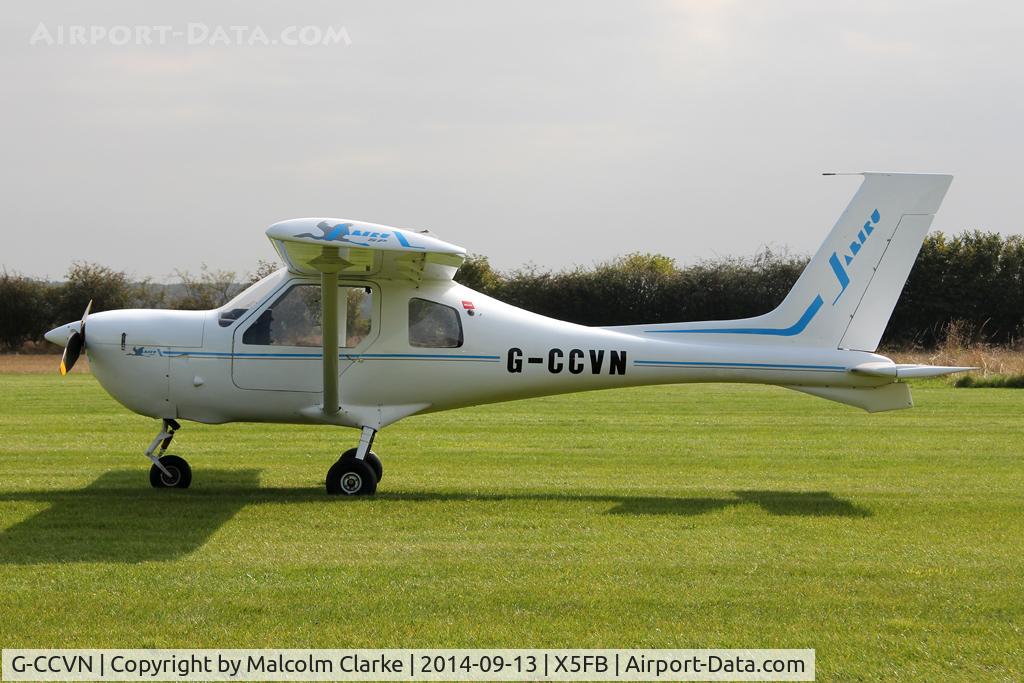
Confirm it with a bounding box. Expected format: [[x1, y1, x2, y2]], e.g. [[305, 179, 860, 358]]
[[161, 467, 181, 487], [340, 472, 362, 494]]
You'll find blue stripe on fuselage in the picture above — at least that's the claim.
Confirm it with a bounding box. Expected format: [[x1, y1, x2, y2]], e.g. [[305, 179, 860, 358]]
[[159, 350, 500, 361], [644, 295, 823, 336], [633, 359, 845, 372]]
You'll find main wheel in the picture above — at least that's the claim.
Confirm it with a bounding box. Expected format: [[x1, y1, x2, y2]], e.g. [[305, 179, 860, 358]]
[[326, 457, 377, 496], [149, 454, 192, 489], [339, 447, 383, 482]]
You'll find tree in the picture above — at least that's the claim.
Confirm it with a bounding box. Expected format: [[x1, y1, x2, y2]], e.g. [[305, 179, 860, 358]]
[[172, 265, 240, 310], [0, 270, 51, 351], [247, 259, 281, 285], [888, 231, 1024, 346], [131, 277, 167, 309], [53, 262, 133, 324], [454, 254, 502, 293]]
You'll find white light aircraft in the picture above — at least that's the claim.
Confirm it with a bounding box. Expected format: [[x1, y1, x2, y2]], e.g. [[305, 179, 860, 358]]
[[46, 173, 971, 495]]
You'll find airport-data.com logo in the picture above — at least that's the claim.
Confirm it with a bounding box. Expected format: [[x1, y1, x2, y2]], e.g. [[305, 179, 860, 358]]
[[29, 23, 352, 48]]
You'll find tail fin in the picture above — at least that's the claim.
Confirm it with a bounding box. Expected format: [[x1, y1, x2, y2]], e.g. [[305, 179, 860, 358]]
[[639, 172, 953, 351]]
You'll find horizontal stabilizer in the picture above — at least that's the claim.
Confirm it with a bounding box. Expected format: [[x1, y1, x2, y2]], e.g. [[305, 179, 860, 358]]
[[786, 383, 913, 412], [850, 362, 976, 379]]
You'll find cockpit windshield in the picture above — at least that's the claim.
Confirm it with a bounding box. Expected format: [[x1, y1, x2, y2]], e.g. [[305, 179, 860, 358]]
[[217, 269, 287, 327]]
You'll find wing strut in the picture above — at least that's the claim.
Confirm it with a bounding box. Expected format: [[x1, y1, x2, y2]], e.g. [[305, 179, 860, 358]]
[[303, 243, 352, 416], [321, 269, 340, 415]]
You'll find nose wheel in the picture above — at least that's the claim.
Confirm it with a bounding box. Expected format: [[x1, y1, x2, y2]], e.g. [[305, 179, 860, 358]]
[[149, 454, 192, 489]]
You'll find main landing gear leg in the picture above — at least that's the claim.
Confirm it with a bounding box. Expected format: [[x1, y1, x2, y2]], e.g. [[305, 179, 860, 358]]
[[146, 418, 192, 489], [326, 426, 381, 496]]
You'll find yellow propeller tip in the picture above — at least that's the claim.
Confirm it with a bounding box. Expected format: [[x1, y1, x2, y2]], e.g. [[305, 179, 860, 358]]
[[59, 362, 67, 376]]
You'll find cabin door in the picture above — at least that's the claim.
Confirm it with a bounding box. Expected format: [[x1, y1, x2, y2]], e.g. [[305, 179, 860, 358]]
[[231, 281, 378, 392]]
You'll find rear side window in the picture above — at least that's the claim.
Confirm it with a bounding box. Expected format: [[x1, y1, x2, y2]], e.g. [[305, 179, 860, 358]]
[[408, 298, 463, 348]]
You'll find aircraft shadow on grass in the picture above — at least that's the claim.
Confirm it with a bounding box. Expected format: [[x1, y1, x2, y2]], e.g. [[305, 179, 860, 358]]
[[381, 489, 872, 518], [0, 471, 869, 564]]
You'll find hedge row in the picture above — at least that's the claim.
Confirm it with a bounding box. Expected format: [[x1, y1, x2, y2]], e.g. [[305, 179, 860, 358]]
[[456, 230, 1024, 348], [2, 231, 1022, 351], [0, 263, 257, 351]]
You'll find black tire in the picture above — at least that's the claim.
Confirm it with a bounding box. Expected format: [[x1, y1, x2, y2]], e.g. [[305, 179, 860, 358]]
[[149, 454, 192, 489], [339, 447, 383, 482], [326, 456, 377, 495]]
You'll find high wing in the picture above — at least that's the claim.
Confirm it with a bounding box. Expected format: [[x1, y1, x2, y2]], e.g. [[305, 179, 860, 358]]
[[265, 217, 466, 419], [266, 217, 466, 284]]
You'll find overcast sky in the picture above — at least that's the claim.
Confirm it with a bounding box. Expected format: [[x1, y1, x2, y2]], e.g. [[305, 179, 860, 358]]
[[3, 1, 1023, 281]]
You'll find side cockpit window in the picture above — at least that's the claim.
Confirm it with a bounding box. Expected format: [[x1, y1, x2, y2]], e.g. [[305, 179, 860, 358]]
[[408, 298, 463, 348], [242, 284, 373, 347]]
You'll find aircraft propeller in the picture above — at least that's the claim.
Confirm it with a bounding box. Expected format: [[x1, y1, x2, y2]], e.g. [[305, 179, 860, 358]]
[[59, 300, 92, 376]]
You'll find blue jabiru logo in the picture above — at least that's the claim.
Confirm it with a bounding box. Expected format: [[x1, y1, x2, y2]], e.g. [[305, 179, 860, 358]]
[[295, 221, 425, 249], [828, 209, 881, 304], [296, 221, 389, 246]]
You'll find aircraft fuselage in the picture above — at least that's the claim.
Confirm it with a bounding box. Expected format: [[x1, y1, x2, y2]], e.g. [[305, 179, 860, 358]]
[[55, 272, 894, 432]]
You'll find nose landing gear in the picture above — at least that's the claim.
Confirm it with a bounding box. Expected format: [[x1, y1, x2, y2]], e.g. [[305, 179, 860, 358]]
[[146, 418, 192, 489], [326, 426, 381, 496]]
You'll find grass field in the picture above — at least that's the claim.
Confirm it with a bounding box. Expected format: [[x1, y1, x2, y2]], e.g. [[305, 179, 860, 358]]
[[0, 369, 1022, 681]]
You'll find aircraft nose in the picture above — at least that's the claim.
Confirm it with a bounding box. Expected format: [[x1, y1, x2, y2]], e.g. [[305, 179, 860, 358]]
[[44, 323, 75, 346]]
